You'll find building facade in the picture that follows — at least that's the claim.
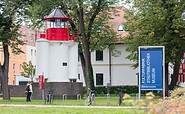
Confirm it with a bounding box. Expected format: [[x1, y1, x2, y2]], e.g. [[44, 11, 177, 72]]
[[78, 7, 138, 86], [0, 26, 39, 85]]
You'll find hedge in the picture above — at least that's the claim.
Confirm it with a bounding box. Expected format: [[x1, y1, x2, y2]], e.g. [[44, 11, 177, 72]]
[[83, 86, 138, 96]]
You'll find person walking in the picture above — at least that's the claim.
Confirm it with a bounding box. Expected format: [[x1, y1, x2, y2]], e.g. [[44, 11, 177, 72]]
[[118, 88, 123, 106], [26, 81, 33, 102]]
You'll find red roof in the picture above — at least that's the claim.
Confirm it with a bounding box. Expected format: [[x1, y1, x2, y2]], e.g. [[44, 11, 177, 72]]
[[44, 7, 69, 21]]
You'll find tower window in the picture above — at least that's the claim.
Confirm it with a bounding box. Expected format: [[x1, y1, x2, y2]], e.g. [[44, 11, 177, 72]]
[[78, 74, 80, 80], [63, 62, 67, 66]]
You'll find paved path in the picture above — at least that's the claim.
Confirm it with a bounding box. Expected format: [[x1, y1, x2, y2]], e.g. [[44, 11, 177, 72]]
[[0, 104, 146, 109]]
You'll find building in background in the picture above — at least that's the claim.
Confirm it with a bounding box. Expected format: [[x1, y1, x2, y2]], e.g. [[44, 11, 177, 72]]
[[0, 26, 39, 85], [78, 6, 138, 87]]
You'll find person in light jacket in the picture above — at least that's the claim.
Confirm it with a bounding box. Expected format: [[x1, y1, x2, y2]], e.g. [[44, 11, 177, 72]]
[[26, 81, 33, 102]]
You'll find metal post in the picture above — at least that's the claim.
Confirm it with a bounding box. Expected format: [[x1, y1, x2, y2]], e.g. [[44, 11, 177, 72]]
[[42, 90, 44, 101], [163, 46, 165, 99], [138, 47, 141, 100], [77, 94, 81, 102], [63, 94, 67, 102], [107, 93, 110, 104]]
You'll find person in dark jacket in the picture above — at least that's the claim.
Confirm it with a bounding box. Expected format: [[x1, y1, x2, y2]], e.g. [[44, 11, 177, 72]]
[[118, 88, 123, 105]]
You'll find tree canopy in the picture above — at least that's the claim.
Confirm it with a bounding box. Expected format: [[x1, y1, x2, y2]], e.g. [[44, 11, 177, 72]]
[[124, 0, 185, 89], [0, 0, 31, 100], [21, 61, 35, 82], [25, 0, 122, 90]]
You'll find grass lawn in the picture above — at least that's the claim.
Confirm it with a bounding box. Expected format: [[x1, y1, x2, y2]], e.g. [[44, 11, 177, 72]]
[[0, 107, 145, 114], [0, 97, 147, 114], [0, 96, 148, 106]]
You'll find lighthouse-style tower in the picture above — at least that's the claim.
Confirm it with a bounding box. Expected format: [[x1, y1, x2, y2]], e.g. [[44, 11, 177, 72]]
[[36, 7, 78, 83]]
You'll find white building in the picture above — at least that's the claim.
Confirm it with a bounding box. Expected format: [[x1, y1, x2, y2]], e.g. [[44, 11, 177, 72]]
[[78, 7, 138, 86], [78, 45, 138, 86]]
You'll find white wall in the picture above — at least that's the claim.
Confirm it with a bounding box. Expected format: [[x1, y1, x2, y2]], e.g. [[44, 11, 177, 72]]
[[48, 42, 69, 82], [26, 46, 36, 65], [15, 74, 31, 85], [36, 39, 49, 79], [78, 44, 138, 86], [68, 42, 78, 79]]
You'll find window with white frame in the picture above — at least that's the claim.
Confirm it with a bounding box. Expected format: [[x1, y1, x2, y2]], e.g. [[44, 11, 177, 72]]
[[96, 73, 103, 85]]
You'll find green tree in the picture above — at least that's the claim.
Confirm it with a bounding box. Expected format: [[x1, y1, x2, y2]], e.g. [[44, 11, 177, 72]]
[[21, 61, 35, 82], [25, 0, 121, 90], [124, 0, 185, 90], [0, 0, 30, 100]]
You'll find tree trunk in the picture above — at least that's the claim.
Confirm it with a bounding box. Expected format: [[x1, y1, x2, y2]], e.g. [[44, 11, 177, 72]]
[[77, 0, 92, 91], [90, 64, 95, 90], [165, 63, 169, 97], [1, 45, 10, 100], [79, 52, 91, 89], [169, 52, 182, 90]]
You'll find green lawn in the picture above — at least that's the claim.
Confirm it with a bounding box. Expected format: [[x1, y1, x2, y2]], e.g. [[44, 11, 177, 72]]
[[0, 97, 147, 106], [0, 97, 147, 114], [0, 107, 145, 114]]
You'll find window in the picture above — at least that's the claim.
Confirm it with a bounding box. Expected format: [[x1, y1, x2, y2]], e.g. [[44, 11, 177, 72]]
[[31, 49, 33, 56], [78, 74, 80, 80], [31, 33, 34, 41], [34, 50, 36, 56], [96, 50, 103, 61], [13, 64, 15, 69], [63, 62, 67, 66], [19, 64, 22, 71], [55, 19, 61, 28], [70, 79, 76, 83], [96, 73, 103, 85]]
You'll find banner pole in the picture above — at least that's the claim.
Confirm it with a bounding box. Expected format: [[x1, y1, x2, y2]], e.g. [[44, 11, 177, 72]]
[[138, 47, 141, 100], [163, 46, 165, 99]]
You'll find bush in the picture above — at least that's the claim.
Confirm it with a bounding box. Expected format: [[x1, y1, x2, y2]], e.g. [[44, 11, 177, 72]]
[[170, 87, 185, 98], [83, 86, 138, 96], [147, 87, 185, 114], [123, 93, 131, 100], [146, 92, 155, 100], [147, 97, 185, 114]]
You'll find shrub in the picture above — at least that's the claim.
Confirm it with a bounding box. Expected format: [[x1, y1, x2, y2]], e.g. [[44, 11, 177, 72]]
[[170, 87, 185, 98], [147, 87, 185, 114], [83, 86, 138, 96], [146, 92, 155, 100], [123, 93, 131, 100]]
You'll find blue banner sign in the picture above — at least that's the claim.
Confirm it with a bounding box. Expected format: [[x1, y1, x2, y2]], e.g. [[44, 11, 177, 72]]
[[140, 48, 163, 90]]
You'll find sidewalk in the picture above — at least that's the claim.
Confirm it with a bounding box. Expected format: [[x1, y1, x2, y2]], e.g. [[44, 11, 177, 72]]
[[0, 104, 146, 109]]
